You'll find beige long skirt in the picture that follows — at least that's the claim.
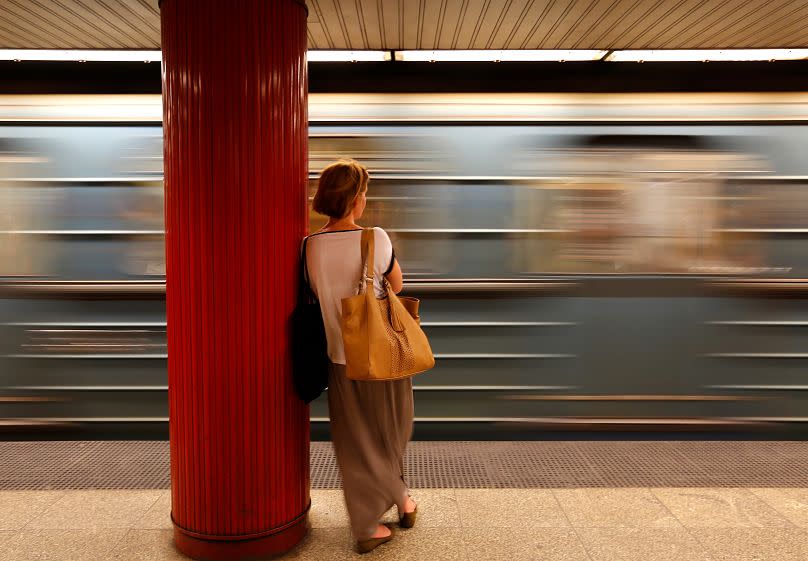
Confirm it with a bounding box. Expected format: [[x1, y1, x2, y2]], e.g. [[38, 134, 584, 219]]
[[326, 361, 414, 541]]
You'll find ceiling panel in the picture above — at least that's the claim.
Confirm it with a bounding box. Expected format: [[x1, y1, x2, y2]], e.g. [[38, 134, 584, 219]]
[[481, 0, 526, 49], [307, 23, 331, 50], [336, 1, 368, 48], [2, 0, 92, 48], [375, 0, 398, 49], [616, 1, 699, 49], [591, 0, 663, 50], [399, 0, 422, 49], [417, 0, 444, 50], [308, 1, 346, 48], [0, 0, 806, 50], [472, 0, 512, 49], [638, 1, 723, 49], [57, 0, 157, 48], [545, 0, 612, 49], [496, 1, 557, 49], [355, 0, 383, 49], [452, 0, 494, 49], [522, 1, 572, 49], [735, 3, 808, 47], [0, 4, 63, 48], [566, 0, 630, 50], [703, 0, 792, 48], [432, 0, 464, 50]]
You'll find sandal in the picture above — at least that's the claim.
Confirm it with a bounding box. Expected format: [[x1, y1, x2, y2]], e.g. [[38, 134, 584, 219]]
[[356, 524, 394, 554], [399, 499, 417, 529]]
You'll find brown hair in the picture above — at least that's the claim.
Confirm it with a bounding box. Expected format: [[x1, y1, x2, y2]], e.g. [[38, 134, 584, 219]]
[[312, 159, 369, 218]]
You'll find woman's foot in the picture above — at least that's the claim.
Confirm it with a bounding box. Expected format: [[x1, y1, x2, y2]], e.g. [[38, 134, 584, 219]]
[[371, 524, 392, 538], [398, 496, 417, 514], [356, 524, 393, 554], [398, 496, 417, 529]]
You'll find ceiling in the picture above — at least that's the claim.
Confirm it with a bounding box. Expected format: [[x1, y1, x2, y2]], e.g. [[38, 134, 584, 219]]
[[0, 0, 806, 50]]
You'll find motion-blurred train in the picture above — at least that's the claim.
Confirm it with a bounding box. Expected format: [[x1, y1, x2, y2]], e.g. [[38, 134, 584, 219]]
[[2, 92, 808, 438]]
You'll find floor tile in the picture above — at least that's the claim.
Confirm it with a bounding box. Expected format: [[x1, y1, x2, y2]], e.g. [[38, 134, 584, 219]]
[[460, 527, 589, 561], [553, 488, 681, 528], [108, 529, 188, 561], [282, 526, 467, 561], [690, 527, 808, 561], [134, 490, 172, 529], [374, 526, 467, 561], [576, 527, 715, 561], [456, 489, 569, 528], [27, 490, 163, 530], [0, 492, 64, 531], [749, 488, 808, 528], [650, 488, 794, 528], [0, 529, 128, 561], [309, 490, 350, 528], [309, 488, 460, 530], [397, 488, 460, 527]]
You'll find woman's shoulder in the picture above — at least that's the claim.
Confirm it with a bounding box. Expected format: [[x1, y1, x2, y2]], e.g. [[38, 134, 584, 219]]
[[305, 226, 389, 245], [370, 225, 390, 237], [371, 226, 392, 245], [307, 227, 361, 239]]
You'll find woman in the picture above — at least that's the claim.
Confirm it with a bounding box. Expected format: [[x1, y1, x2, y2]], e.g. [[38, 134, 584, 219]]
[[305, 159, 418, 554]]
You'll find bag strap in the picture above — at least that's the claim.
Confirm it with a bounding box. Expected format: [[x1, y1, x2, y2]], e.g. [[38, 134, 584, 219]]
[[359, 228, 404, 331], [358, 227, 375, 294], [298, 236, 316, 304]]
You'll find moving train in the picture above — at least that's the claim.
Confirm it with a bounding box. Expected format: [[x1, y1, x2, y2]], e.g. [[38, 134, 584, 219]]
[[2, 92, 808, 438]]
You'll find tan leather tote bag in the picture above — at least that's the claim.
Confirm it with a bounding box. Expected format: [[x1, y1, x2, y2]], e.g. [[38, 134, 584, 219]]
[[341, 228, 435, 381]]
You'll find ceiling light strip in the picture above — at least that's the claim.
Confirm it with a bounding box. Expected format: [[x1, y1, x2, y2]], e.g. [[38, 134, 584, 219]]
[[0, 49, 393, 63], [2, 49, 808, 63], [395, 49, 608, 62], [0, 49, 162, 62], [307, 50, 391, 62], [606, 49, 808, 62]]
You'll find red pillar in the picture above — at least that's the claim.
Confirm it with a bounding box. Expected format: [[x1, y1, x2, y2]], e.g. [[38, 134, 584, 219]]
[[160, 1, 310, 559]]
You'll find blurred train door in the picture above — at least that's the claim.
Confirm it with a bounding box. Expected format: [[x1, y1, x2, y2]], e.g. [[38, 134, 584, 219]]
[[0, 137, 52, 278]]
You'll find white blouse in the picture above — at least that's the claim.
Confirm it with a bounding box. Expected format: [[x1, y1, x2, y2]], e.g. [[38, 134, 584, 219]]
[[305, 227, 395, 365]]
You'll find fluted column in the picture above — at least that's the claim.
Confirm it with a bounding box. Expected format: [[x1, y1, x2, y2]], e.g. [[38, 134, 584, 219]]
[[160, 1, 310, 558]]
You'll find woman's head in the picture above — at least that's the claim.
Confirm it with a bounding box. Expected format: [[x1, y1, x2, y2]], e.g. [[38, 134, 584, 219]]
[[312, 159, 369, 220]]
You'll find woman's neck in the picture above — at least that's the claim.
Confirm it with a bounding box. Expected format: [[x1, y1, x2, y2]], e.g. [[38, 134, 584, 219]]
[[323, 217, 360, 231]]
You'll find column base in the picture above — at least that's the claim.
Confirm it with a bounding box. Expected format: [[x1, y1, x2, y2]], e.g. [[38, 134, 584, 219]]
[[173, 511, 310, 561]]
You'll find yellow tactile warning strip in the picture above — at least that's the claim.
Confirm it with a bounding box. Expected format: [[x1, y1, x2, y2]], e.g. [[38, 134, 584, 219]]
[[1, 441, 807, 490]]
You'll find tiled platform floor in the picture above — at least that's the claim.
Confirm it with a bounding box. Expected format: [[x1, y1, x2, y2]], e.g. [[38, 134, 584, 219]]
[[2, 487, 808, 560], [1, 441, 807, 560]]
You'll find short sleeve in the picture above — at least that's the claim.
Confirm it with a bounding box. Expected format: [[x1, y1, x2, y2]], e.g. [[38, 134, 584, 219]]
[[384, 247, 396, 275], [372, 227, 394, 280]]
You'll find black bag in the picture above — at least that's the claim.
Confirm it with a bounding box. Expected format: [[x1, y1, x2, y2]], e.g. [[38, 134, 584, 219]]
[[291, 236, 329, 403]]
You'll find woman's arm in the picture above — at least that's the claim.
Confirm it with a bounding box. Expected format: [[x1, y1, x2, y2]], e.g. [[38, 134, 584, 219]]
[[385, 259, 403, 294]]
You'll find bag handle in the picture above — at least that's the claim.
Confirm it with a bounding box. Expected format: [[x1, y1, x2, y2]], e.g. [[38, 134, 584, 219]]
[[298, 236, 316, 305], [358, 228, 375, 294], [359, 228, 406, 332]]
